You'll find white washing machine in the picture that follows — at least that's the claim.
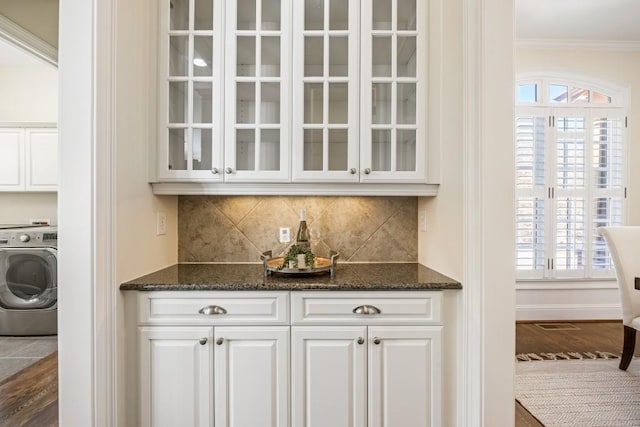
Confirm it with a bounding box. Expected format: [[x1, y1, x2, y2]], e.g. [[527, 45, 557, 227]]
[[0, 226, 57, 335]]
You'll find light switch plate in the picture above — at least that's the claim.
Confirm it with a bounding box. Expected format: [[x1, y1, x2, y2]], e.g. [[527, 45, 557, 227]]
[[419, 210, 427, 232], [156, 212, 167, 235], [279, 227, 291, 243]]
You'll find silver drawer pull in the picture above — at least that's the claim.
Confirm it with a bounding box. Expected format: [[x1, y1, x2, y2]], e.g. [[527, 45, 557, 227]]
[[357, 337, 365, 345], [199, 337, 208, 345], [373, 337, 381, 345], [198, 305, 228, 315], [216, 338, 224, 345], [352, 305, 381, 315]]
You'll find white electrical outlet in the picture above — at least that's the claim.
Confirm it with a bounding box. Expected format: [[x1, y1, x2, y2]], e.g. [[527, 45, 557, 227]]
[[419, 210, 427, 232], [279, 227, 291, 243], [156, 212, 167, 235]]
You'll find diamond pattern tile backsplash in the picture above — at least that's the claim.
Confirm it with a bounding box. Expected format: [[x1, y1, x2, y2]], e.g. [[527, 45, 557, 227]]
[[178, 196, 418, 263]]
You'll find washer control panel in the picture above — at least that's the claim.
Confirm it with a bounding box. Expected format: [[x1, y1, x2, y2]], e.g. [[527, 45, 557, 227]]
[[0, 227, 57, 247]]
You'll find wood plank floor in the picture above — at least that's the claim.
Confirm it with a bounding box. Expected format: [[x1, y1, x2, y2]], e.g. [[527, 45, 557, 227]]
[[515, 321, 632, 427], [0, 351, 58, 426]]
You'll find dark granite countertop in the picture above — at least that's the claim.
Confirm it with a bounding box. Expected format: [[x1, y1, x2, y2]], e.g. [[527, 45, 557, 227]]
[[120, 263, 462, 291]]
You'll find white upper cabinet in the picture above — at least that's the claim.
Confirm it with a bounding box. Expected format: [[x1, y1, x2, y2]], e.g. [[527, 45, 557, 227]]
[[0, 129, 23, 191], [158, 0, 225, 181], [154, 0, 435, 193], [225, 0, 291, 182], [0, 127, 58, 192], [292, 0, 360, 182], [360, 0, 426, 183]]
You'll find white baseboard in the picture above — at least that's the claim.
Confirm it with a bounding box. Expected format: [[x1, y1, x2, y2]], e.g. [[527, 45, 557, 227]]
[[516, 281, 621, 321], [516, 303, 621, 321]]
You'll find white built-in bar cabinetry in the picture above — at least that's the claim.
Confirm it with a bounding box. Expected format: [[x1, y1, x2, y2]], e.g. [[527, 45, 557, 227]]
[[136, 290, 443, 426]]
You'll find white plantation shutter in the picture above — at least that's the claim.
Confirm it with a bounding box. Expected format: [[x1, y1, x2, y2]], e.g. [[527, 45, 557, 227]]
[[515, 103, 626, 280], [515, 112, 547, 278], [553, 112, 586, 277], [589, 111, 625, 276]]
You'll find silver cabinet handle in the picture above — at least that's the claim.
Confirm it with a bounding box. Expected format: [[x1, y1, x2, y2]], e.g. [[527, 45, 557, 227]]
[[211, 168, 219, 174], [199, 337, 208, 345], [350, 168, 357, 174], [352, 305, 381, 315], [216, 338, 224, 345], [357, 337, 365, 345], [198, 305, 228, 315], [364, 168, 371, 175], [225, 167, 233, 174], [373, 337, 381, 345]]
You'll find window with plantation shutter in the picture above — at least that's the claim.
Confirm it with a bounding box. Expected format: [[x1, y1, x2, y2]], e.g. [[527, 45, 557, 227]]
[[515, 78, 627, 280]]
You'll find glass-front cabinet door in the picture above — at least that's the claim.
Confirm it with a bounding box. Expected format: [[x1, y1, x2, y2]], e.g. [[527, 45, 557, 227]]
[[158, 0, 225, 181], [360, 0, 426, 183], [224, 0, 291, 182], [292, 0, 359, 182]]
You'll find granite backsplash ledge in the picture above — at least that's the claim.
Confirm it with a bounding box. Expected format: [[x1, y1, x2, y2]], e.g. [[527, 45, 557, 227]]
[[178, 195, 418, 263]]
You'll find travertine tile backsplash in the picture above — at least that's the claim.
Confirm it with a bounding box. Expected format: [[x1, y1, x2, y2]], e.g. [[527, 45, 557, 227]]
[[178, 196, 417, 263]]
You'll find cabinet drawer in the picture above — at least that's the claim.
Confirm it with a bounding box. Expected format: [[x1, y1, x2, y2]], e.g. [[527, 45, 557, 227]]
[[138, 291, 289, 325], [291, 291, 442, 325]]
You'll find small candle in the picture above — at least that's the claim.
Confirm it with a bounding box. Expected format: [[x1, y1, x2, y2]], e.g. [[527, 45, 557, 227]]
[[297, 254, 306, 268]]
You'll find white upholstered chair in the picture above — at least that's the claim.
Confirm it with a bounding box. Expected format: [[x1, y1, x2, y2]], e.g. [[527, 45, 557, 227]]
[[599, 226, 640, 370]]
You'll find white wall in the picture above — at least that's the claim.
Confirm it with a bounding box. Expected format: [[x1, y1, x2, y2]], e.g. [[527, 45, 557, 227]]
[[0, 65, 58, 122], [515, 47, 640, 320], [417, 0, 463, 424], [0, 0, 59, 48], [420, 0, 516, 424], [478, 0, 516, 423], [0, 192, 57, 224], [113, 0, 178, 425], [0, 60, 58, 225]]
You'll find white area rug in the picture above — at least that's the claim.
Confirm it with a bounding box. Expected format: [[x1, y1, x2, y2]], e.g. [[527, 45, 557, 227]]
[[516, 359, 640, 426]]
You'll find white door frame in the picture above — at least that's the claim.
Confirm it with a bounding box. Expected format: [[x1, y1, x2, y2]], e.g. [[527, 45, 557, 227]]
[[58, 0, 515, 425], [58, 0, 116, 425]]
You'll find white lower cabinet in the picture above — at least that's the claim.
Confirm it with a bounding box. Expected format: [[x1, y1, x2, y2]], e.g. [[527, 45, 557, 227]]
[[138, 292, 290, 427], [292, 327, 367, 427], [136, 291, 442, 426], [139, 326, 214, 427], [214, 327, 290, 427], [367, 326, 442, 427], [292, 325, 441, 427]]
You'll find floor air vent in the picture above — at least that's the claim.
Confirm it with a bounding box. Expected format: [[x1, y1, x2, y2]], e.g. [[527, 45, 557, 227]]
[[534, 323, 580, 331]]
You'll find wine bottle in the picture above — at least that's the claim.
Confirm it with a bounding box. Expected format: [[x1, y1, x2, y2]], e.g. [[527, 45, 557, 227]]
[[295, 209, 310, 248]]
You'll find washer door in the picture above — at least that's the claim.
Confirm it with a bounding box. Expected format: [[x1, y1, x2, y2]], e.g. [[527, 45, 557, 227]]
[[0, 248, 57, 309]]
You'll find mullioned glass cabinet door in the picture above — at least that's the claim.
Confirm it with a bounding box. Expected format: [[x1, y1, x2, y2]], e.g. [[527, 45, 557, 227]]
[[360, 0, 427, 183], [292, 0, 360, 183], [224, 0, 291, 182], [157, 0, 225, 181]]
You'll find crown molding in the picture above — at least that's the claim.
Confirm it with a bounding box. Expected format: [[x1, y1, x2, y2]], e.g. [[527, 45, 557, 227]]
[[0, 14, 57, 67], [517, 38, 640, 52]]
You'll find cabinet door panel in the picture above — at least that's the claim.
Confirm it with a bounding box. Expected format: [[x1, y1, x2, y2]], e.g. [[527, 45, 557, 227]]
[[0, 129, 23, 190], [139, 326, 213, 427], [225, 0, 291, 182], [26, 129, 58, 190], [368, 326, 442, 427], [360, 0, 426, 183], [292, 0, 360, 183], [292, 326, 366, 427], [214, 326, 289, 427], [158, 0, 224, 181]]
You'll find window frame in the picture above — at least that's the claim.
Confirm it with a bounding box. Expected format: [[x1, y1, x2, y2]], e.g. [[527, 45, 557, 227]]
[[515, 74, 629, 281]]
